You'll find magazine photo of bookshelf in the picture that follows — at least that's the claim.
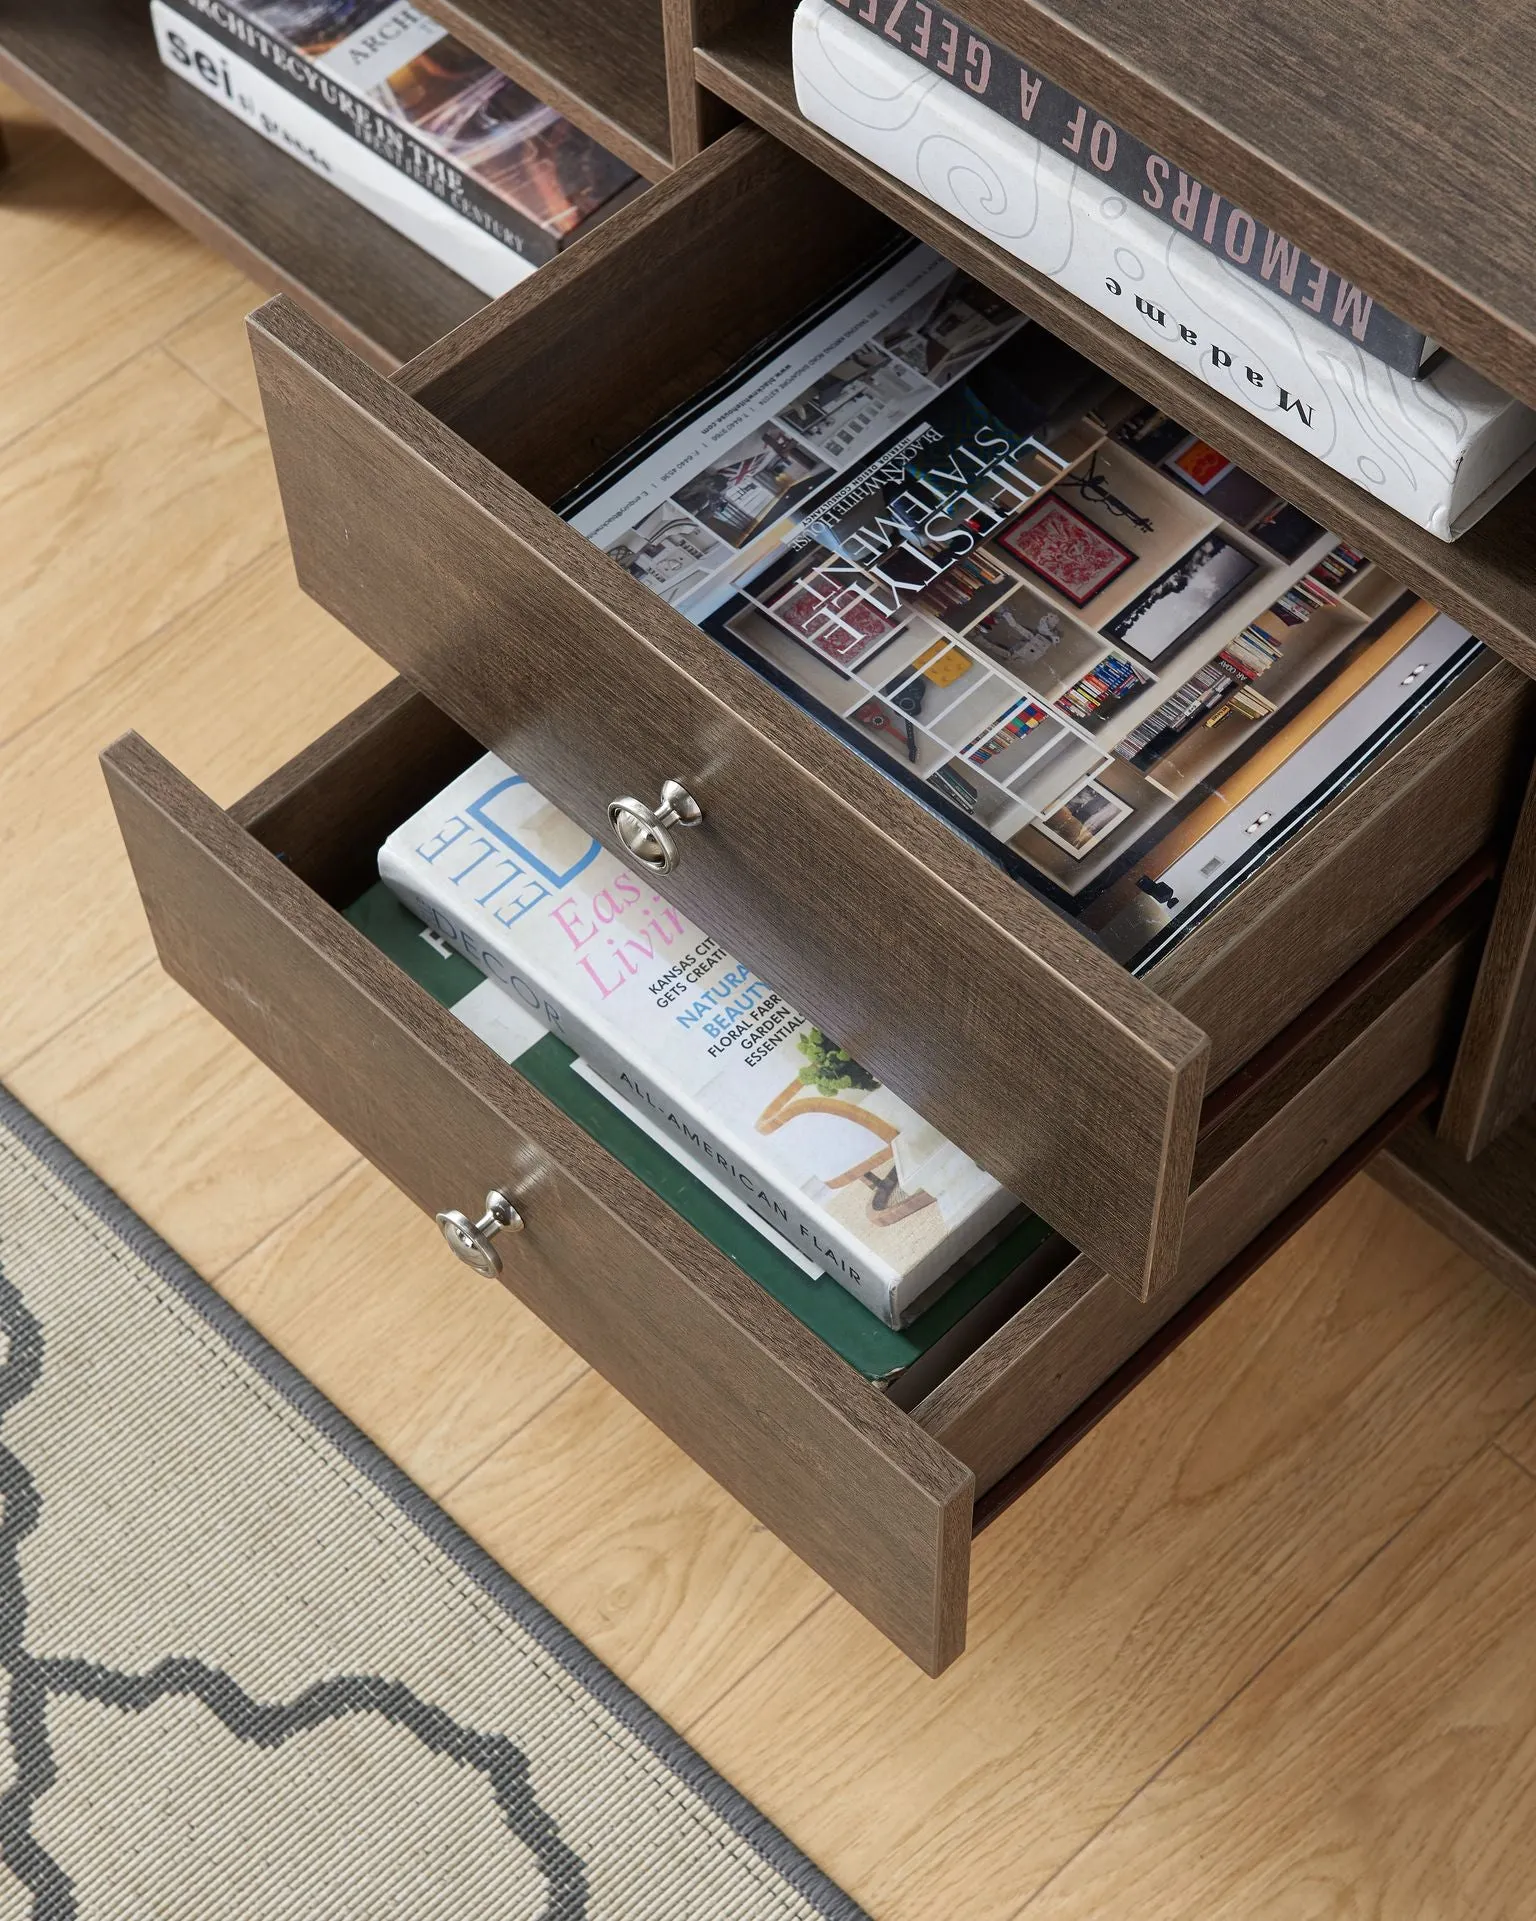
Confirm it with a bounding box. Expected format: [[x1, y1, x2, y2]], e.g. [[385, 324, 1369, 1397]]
[[672, 423, 834, 547], [562, 239, 1487, 973]]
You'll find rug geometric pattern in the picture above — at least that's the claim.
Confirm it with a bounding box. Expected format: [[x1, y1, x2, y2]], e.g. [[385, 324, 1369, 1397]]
[[0, 1084, 866, 1919]]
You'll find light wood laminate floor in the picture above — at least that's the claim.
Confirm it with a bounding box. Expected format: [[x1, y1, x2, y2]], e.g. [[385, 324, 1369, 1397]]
[[7, 91, 1536, 1918]]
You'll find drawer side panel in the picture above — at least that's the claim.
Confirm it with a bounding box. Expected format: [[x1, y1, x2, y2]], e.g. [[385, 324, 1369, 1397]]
[[1157, 662, 1534, 1081]]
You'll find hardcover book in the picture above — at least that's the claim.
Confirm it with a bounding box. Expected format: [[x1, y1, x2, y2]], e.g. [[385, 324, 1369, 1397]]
[[344, 880, 1068, 1401], [152, 1, 533, 294], [791, 0, 1536, 539], [558, 237, 1489, 972], [822, 0, 1433, 377], [377, 762, 1018, 1328], [154, 0, 638, 281]]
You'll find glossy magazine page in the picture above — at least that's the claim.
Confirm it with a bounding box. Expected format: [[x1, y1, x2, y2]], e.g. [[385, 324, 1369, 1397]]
[[560, 240, 1484, 972]]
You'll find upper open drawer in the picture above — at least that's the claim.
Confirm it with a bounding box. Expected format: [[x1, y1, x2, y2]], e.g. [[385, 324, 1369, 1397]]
[[246, 125, 1534, 1298]]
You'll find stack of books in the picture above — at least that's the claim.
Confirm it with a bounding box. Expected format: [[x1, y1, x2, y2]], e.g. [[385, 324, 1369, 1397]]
[[376, 754, 1021, 1331], [1313, 544, 1370, 591], [1054, 654, 1149, 726], [791, 0, 1536, 539], [151, 1, 640, 295], [347, 879, 1069, 1398], [1219, 628, 1285, 680]]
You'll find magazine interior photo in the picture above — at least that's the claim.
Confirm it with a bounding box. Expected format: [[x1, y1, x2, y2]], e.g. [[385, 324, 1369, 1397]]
[[565, 244, 1482, 971]]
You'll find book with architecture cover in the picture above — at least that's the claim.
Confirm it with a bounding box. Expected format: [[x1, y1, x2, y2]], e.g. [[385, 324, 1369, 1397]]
[[559, 239, 1489, 972], [791, 0, 1536, 539], [344, 880, 1066, 1399], [152, 1, 535, 294], [376, 761, 1019, 1328], [820, 0, 1434, 376], [155, 0, 638, 283]]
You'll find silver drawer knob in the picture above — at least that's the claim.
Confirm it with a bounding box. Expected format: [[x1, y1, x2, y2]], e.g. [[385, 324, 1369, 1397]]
[[435, 1189, 524, 1277], [607, 780, 702, 873]]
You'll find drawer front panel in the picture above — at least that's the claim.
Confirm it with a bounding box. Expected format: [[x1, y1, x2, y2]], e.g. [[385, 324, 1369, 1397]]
[[1158, 661, 1534, 1081], [249, 286, 1207, 1302], [102, 730, 973, 1674], [915, 919, 1475, 1491]]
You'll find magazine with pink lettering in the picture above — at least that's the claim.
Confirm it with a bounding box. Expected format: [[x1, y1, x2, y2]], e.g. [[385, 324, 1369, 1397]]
[[378, 754, 1018, 1327]]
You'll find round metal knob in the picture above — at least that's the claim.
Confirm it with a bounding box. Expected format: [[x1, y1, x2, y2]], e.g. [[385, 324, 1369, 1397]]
[[607, 780, 702, 874], [435, 1189, 524, 1277]]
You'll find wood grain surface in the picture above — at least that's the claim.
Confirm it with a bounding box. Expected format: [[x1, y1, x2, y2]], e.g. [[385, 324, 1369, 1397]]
[[685, 1177, 1536, 1921], [249, 275, 1211, 1302], [419, 0, 674, 176], [692, 11, 1536, 683], [973, 1076, 1442, 1532], [917, 913, 1477, 1490], [1376, 1111, 1536, 1311], [1024, 1446, 1536, 1918], [15, 136, 1536, 1912], [0, 134, 238, 447], [0, 546, 389, 1081], [1440, 750, 1536, 1157], [662, 0, 748, 160], [102, 733, 976, 1673], [0, 345, 282, 743], [0, 0, 484, 369]]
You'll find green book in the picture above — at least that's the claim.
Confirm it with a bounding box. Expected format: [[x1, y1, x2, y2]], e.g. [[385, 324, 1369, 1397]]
[[346, 883, 1068, 1402]]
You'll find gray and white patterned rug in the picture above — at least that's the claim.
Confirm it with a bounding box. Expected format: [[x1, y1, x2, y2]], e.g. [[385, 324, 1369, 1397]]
[[0, 1084, 866, 1919]]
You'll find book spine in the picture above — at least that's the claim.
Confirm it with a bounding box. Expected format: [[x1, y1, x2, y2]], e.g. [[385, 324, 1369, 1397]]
[[374, 847, 915, 1328], [165, 0, 557, 265], [151, 3, 535, 296], [794, 2, 1535, 540], [819, 0, 1429, 376]]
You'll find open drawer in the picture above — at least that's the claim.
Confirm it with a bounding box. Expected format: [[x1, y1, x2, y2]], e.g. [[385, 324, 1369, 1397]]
[[103, 682, 1483, 1672], [245, 124, 1534, 1301]]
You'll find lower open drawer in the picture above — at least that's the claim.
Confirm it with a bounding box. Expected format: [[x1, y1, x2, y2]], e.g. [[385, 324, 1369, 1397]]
[[103, 682, 1484, 1672]]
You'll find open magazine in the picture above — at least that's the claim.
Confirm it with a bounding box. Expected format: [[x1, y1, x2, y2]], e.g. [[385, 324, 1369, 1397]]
[[560, 240, 1484, 971]]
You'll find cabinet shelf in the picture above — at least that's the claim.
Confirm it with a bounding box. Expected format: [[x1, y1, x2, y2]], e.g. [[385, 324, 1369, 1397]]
[[916, 0, 1536, 418], [0, 0, 486, 371], [692, 2, 1536, 685], [411, 0, 675, 179]]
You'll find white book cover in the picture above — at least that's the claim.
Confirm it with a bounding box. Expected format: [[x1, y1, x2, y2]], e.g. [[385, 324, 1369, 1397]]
[[378, 754, 1016, 1326], [151, 2, 535, 298], [792, 0, 1536, 540], [419, 960, 826, 1277]]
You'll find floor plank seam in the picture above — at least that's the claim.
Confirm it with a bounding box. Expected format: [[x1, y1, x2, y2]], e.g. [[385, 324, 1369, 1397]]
[[198, 1153, 364, 1285], [160, 337, 265, 430], [1002, 1457, 1488, 1920], [673, 1592, 838, 1740], [0, 537, 285, 763], [1493, 1437, 1536, 1483], [0, 329, 191, 471], [2, 957, 160, 1085], [436, 1363, 597, 1502]]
